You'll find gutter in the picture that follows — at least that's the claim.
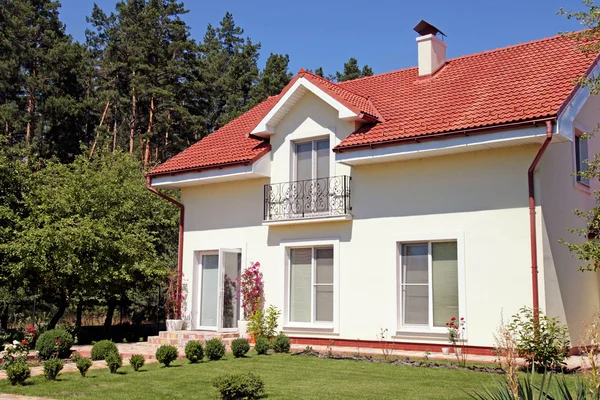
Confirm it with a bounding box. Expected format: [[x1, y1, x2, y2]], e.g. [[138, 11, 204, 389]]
[[528, 120, 554, 320], [146, 176, 184, 320]]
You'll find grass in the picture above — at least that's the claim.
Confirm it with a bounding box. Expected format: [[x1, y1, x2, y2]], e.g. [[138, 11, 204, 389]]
[[0, 352, 580, 399]]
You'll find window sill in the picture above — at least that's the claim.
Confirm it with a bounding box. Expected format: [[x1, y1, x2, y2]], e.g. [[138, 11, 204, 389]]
[[574, 180, 591, 194], [283, 326, 336, 335], [393, 330, 448, 342], [263, 214, 352, 226]]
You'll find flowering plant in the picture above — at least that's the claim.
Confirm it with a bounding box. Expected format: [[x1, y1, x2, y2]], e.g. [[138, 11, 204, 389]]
[[0, 340, 29, 370], [236, 262, 264, 320], [165, 271, 184, 319], [446, 317, 467, 366]]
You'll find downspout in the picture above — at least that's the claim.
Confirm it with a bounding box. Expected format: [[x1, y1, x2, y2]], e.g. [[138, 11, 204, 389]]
[[146, 176, 184, 319], [528, 120, 554, 320]]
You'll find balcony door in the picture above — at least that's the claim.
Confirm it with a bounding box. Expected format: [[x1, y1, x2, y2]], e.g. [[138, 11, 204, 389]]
[[196, 249, 241, 331], [293, 138, 330, 215]]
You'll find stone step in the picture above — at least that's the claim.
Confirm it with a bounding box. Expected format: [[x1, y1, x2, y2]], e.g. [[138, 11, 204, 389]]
[[147, 336, 236, 347], [158, 330, 239, 340]]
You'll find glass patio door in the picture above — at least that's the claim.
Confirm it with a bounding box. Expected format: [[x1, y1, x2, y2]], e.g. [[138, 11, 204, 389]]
[[196, 249, 242, 331]]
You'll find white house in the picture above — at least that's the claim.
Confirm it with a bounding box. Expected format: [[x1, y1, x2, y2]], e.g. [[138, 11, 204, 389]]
[[147, 23, 600, 354]]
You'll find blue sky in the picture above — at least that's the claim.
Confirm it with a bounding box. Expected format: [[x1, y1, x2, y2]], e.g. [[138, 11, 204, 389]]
[[59, 0, 586, 75]]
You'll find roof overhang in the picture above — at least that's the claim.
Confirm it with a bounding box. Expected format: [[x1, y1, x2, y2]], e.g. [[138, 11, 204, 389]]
[[335, 120, 567, 166], [251, 76, 361, 137], [149, 154, 270, 189]]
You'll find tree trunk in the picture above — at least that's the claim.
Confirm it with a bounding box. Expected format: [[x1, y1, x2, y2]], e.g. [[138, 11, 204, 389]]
[[4, 121, 8, 136], [75, 299, 84, 329], [25, 92, 35, 150], [104, 297, 117, 328], [47, 294, 68, 330], [143, 96, 155, 169], [112, 112, 118, 152], [0, 304, 9, 330], [129, 72, 136, 155], [89, 101, 110, 160]]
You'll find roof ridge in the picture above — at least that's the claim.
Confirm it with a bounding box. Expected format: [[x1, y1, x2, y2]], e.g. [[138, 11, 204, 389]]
[[339, 31, 586, 86], [300, 68, 372, 100]]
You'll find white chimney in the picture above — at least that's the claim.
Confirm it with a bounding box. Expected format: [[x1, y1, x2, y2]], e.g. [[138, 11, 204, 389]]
[[414, 20, 447, 77]]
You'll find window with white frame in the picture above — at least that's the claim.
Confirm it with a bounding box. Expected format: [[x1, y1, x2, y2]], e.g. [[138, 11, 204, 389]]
[[575, 129, 590, 186], [294, 138, 330, 181], [399, 241, 458, 328], [288, 246, 334, 324]]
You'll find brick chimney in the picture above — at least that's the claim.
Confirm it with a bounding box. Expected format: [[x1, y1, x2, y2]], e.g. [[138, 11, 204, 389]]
[[414, 20, 447, 77]]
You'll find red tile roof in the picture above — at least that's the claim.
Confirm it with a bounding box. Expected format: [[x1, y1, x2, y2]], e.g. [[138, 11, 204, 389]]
[[149, 33, 598, 177]]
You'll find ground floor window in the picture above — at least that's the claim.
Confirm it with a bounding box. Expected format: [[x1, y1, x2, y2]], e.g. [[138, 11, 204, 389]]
[[289, 246, 334, 324], [399, 241, 458, 329]]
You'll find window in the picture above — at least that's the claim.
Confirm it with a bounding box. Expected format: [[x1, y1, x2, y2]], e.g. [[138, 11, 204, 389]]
[[575, 130, 590, 186], [294, 138, 330, 181], [289, 246, 334, 324], [400, 241, 458, 329]]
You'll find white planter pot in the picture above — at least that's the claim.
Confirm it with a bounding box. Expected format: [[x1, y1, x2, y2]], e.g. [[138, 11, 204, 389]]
[[166, 319, 183, 331], [441, 347, 450, 355], [238, 320, 248, 339]]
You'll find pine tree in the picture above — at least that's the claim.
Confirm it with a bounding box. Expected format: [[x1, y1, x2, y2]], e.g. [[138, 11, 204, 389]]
[[335, 57, 374, 82], [248, 53, 292, 107]]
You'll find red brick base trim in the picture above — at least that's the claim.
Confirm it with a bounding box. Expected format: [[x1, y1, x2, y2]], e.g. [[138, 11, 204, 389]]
[[289, 337, 497, 356]]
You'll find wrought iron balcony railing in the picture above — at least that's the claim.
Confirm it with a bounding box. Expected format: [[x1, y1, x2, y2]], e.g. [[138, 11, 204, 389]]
[[264, 175, 351, 221]]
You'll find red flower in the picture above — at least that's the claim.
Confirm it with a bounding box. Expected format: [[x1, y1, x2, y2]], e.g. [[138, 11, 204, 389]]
[[21, 340, 28, 345], [28, 327, 36, 333], [451, 317, 456, 321], [460, 317, 464, 321]]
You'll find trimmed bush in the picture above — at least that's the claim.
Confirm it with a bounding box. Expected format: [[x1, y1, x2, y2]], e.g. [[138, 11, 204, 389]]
[[129, 354, 145, 372], [70, 351, 82, 363], [205, 337, 225, 361], [35, 329, 73, 360], [213, 372, 265, 400], [76, 357, 93, 377], [231, 338, 250, 358], [43, 358, 64, 380], [106, 352, 122, 374], [272, 332, 290, 353], [91, 340, 118, 361], [254, 336, 270, 355], [6, 362, 30, 386], [185, 340, 204, 363], [155, 345, 178, 367]]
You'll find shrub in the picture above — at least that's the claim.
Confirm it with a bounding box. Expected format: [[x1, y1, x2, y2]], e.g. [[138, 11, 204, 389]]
[[185, 340, 204, 363], [231, 338, 250, 358], [35, 329, 73, 360], [254, 336, 270, 355], [129, 354, 145, 372], [106, 352, 122, 374], [205, 337, 226, 361], [155, 345, 178, 367], [91, 340, 118, 361], [213, 372, 265, 400], [76, 357, 93, 377], [509, 307, 570, 370], [272, 332, 290, 353], [70, 351, 82, 363], [43, 358, 64, 380], [6, 362, 30, 386], [247, 305, 281, 340]]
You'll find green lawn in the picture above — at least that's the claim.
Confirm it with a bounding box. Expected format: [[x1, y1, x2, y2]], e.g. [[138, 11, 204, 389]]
[[0, 353, 568, 399]]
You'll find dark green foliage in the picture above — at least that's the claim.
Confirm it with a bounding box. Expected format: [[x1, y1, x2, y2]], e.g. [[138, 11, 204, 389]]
[[230, 338, 250, 358], [43, 358, 64, 380], [272, 332, 290, 353], [35, 329, 73, 360], [509, 307, 570, 370], [76, 357, 93, 377], [91, 340, 118, 361], [205, 338, 226, 361], [213, 372, 265, 400], [129, 354, 145, 372], [184, 340, 204, 363], [106, 352, 123, 374], [334, 57, 374, 82], [6, 362, 30, 386], [155, 345, 178, 367], [254, 336, 270, 355]]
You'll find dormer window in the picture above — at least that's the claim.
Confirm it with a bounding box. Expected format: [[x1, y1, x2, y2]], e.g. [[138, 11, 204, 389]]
[[575, 130, 590, 186], [294, 138, 330, 181]]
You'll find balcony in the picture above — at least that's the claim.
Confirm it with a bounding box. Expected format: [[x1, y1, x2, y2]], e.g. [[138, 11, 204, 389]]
[[263, 175, 352, 224]]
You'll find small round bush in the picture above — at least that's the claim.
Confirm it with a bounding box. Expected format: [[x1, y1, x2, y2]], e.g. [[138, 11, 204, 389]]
[[205, 337, 225, 361], [213, 372, 264, 400], [254, 336, 270, 355], [35, 329, 73, 360], [272, 332, 290, 353], [76, 357, 93, 377], [129, 354, 145, 372], [231, 338, 250, 358], [106, 352, 122, 374], [155, 345, 178, 367], [6, 362, 30, 386], [43, 358, 64, 380], [185, 340, 204, 363], [91, 340, 118, 361]]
